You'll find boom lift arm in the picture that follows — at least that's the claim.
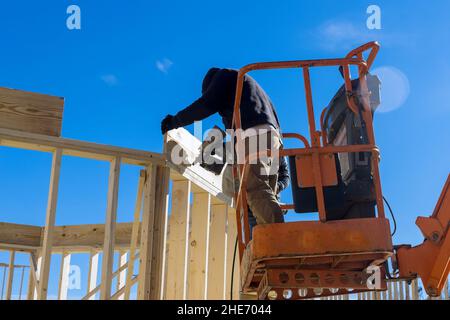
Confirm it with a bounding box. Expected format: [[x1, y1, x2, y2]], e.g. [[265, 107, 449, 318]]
[[395, 174, 450, 297]]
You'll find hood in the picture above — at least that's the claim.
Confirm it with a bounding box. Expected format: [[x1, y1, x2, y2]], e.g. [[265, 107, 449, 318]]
[[202, 67, 220, 94]]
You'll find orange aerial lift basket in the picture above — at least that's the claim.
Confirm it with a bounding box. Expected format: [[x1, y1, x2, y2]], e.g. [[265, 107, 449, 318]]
[[231, 42, 396, 300]]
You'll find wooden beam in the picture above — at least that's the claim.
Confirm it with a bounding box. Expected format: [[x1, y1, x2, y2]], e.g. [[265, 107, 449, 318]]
[[137, 165, 158, 299], [124, 170, 146, 300], [0, 127, 165, 166], [166, 128, 233, 205], [149, 165, 170, 299], [57, 252, 71, 300], [87, 250, 99, 300], [187, 192, 211, 299], [165, 179, 191, 299], [83, 253, 138, 300], [5, 250, 15, 300], [112, 276, 138, 300], [51, 222, 139, 250], [100, 157, 121, 300], [26, 254, 35, 300], [37, 148, 62, 300], [0, 222, 140, 252], [207, 203, 227, 299], [0, 87, 64, 137], [0, 222, 42, 249]]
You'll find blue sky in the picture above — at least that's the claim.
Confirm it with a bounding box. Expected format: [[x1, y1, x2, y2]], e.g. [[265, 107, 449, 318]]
[[0, 1, 449, 298]]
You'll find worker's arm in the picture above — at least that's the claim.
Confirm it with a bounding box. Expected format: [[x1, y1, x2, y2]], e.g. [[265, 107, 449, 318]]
[[276, 156, 290, 193], [161, 70, 231, 133]]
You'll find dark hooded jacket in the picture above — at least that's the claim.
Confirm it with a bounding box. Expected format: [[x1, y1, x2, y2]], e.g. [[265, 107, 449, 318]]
[[172, 68, 281, 130]]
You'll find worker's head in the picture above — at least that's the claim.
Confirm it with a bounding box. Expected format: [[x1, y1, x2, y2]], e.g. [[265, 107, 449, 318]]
[[202, 67, 220, 94]]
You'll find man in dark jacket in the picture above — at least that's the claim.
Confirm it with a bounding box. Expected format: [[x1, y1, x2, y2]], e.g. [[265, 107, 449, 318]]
[[161, 67, 286, 225]]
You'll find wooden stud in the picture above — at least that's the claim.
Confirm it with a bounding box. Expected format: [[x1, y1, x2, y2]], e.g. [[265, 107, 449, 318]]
[[87, 250, 99, 300], [111, 276, 138, 300], [187, 192, 211, 299], [57, 251, 71, 300], [100, 156, 121, 300], [37, 148, 62, 300], [5, 250, 15, 300], [165, 179, 191, 300], [207, 203, 227, 300], [27, 250, 40, 300], [124, 170, 146, 299], [149, 166, 170, 300], [27, 265, 34, 300], [137, 165, 158, 299]]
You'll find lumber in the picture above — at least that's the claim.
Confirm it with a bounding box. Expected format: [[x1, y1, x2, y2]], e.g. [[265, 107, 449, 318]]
[[100, 157, 121, 300], [5, 250, 15, 300], [0, 127, 165, 166], [37, 148, 62, 300], [137, 165, 158, 299], [0, 222, 140, 251], [0, 87, 64, 136], [149, 165, 170, 299], [207, 202, 227, 299], [165, 179, 191, 299], [165, 128, 233, 206], [187, 191, 211, 299], [124, 170, 146, 300]]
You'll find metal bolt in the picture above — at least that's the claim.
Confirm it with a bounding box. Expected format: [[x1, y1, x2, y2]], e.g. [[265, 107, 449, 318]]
[[191, 240, 197, 247], [431, 232, 440, 242]]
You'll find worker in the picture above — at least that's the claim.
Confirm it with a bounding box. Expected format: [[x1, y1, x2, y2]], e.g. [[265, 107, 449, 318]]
[[161, 67, 285, 225], [248, 155, 290, 239]]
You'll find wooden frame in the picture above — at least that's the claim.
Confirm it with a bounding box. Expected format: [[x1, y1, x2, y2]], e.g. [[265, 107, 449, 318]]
[[0, 119, 447, 301]]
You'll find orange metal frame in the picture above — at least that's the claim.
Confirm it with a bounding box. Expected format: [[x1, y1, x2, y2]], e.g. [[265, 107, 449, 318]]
[[231, 41, 385, 259], [396, 174, 450, 297]]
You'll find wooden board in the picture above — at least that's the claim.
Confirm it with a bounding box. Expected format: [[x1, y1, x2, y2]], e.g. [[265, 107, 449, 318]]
[[0, 127, 165, 166], [0, 87, 64, 136], [187, 192, 211, 299], [207, 203, 227, 299], [0, 222, 140, 251], [37, 149, 62, 300], [165, 179, 191, 299], [165, 128, 233, 206]]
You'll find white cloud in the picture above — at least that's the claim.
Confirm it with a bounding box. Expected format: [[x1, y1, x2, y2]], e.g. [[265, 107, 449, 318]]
[[310, 19, 414, 53], [100, 74, 119, 86], [314, 20, 375, 51], [156, 58, 173, 74]]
